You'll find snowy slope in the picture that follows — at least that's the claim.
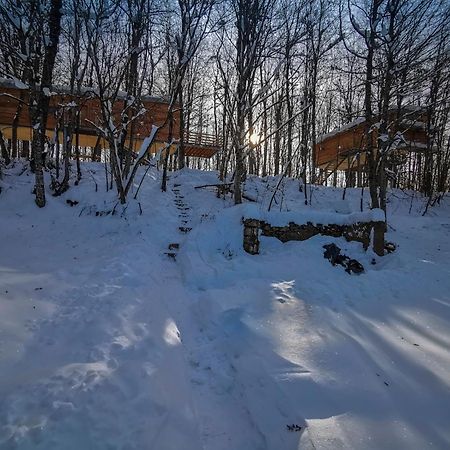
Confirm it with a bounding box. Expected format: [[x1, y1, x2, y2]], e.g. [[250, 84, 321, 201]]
[[0, 161, 449, 450]]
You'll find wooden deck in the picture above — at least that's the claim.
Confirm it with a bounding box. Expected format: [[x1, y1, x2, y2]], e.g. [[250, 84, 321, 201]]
[[184, 131, 223, 158]]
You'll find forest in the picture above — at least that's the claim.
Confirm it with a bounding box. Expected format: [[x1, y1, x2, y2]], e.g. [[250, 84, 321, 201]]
[[1, 1, 450, 450], [1, 0, 449, 209]]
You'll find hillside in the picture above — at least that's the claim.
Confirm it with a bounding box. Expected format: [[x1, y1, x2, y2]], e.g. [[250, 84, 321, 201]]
[[1, 162, 450, 450]]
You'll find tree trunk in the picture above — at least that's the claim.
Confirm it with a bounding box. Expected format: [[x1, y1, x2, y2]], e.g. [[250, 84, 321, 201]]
[[0, 130, 11, 165], [29, 0, 63, 207], [31, 128, 46, 207], [178, 88, 185, 170]]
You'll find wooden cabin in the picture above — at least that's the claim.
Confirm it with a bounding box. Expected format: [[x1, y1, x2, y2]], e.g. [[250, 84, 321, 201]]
[[315, 108, 430, 185], [0, 77, 220, 160]]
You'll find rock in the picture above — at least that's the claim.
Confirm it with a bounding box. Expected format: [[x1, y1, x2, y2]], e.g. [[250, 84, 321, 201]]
[[323, 243, 364, 275], [385, 241, 396, 253], [345, 258, 364, 274], [323, 243, 342, 265]]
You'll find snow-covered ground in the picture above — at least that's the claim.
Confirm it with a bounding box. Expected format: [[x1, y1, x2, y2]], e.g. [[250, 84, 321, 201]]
[[1, 161, 449, 450]]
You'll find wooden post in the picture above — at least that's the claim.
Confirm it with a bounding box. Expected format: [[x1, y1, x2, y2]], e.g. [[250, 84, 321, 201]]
[[333, 151, 339, 187], [21, 140, 30, 159], [373, 221, 385, 256], [356, 153, 361, 187]]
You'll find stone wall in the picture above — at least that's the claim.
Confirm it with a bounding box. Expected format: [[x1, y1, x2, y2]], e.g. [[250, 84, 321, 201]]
[[243, 219, 260, 255], [243, 218, 382, 255]]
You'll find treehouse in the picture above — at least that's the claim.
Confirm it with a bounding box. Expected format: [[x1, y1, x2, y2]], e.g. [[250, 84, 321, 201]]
[[315, 107, 430, 185], [0, 78, 221, 160]]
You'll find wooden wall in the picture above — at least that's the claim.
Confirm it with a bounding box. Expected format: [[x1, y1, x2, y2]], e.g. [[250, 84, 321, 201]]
[[315, 112, 429, 170], [315, 122, 369, 168], [0, 85, 179, 146]]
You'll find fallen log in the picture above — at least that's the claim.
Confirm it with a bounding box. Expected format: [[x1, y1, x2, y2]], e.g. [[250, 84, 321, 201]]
[[195, 182, 256, 202], [194, 183, 232, 189]]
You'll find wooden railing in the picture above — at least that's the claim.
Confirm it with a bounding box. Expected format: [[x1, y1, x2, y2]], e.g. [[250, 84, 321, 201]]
[[184, 131, 223, 148]]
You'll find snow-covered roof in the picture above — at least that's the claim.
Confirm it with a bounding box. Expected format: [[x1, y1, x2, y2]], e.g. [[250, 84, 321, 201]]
[[0, 77, 169, 104], [317, 107, 428, 145], [242, 204, 385, 226], [317, 117, 365, 144], [395, 140, 429, 151]]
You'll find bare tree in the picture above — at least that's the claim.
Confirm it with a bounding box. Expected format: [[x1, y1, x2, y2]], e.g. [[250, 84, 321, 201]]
[[160, 0, 215, 190], [229, 0, 275, 203]]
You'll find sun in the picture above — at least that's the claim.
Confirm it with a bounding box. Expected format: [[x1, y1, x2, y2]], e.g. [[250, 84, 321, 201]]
[[249, 132, 260, 146]]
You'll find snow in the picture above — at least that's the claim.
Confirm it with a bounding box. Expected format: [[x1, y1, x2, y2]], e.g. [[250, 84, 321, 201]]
[[12, 78, 28, 90], [0, 77, 28, 90], [0, 78, 168, 105], [317, 117, 365, 144], [135, 125, 158, 161], [400, 119, 429, 130], [395, 140, 429, 150], [239, 204, 385, 226], [1, 162, 450, 449], [317, 106, 428, 145]]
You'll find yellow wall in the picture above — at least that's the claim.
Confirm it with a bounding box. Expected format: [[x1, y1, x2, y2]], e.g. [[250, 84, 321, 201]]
[[0, 125, 178, 156]]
